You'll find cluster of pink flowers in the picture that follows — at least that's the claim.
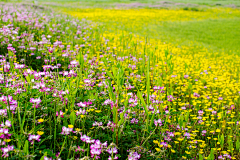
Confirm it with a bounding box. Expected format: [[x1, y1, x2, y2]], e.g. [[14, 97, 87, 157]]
[[56, 110, 64, 118], [128, 96, 138, 107], [153, 86, 164, 92], [0, 120, 12, 140], [76, 108, 88, 116], [79, 134, 110, 159], [28, 134, 41, 144], [167, 95, 174, 102], [90, 140, 108, 159], [83, 79, 95, 90], [61, 126, 73, 135], [107, 147, 118, 160], [154, 119, 163, 127], [1, 145, 14, 158], [127, 151, 141, 160], [30, 98, 41, 108], [0, 120, 12, 156], [76, 101, 93, 107], [0, 95, 18, 114]]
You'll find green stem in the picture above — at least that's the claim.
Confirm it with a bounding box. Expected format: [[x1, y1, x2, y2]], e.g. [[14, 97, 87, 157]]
[[33, 106, 36, 133], [141, 126, 158, 147], [59, 135, 67, 158]]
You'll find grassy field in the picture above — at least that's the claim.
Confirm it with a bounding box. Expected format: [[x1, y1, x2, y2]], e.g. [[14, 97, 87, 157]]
[[63, 7, 240, 54], [1, 1, 240, 160], [30, 0, 240, 55], [37, 0, 240, 6]]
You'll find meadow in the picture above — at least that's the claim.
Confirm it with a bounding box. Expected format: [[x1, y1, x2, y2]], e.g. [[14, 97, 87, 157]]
[[0, 1, 240, 160]]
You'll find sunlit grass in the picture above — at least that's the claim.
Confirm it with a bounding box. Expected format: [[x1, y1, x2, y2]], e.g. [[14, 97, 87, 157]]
[[65, 7, 240, 54]]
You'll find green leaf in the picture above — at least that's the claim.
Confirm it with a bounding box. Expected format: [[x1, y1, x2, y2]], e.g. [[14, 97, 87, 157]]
[[207, 148, 214, 160], [220, 134, 224, 148], [118, 111, 125, 126], [149, 113, 155, 129], [236, 139, 240, 151], [23, 140, 29, 155], [112, 106, 117, 123], [137, 91, 148, 117], [106, 70, 114, 80], [70, 110, 76, 126]]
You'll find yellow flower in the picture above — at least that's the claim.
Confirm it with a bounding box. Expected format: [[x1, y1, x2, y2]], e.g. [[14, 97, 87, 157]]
[[174, 132, 181, 135], [37, 131, 44, 136], [68, 125, 74, 128], [75, 128, 81, 131], [153, 140, 159, 144], [38, 119, 44, 123], [158, 144, 163, 147], [171, 149, 176, 153], [95, 110, 102, 113], [4, 139, 11, 142], [155, 148, 161, 152]]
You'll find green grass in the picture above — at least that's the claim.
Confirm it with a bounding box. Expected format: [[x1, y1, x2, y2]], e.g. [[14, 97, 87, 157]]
[[122, 18, 240, 54]]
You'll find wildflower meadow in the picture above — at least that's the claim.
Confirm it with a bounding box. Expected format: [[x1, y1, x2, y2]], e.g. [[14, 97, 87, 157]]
[[0, 1, 240, 160]]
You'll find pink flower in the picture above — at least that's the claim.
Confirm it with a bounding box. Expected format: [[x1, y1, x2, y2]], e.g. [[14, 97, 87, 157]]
[[61, 126, 73, 135], [154, 119, 163, 127], [1, 145, 14, 158], [28, 134, 41, 144], [56, 110, 64, 118], [30, 98, 41, 108], [107, 147, 118, 154]]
